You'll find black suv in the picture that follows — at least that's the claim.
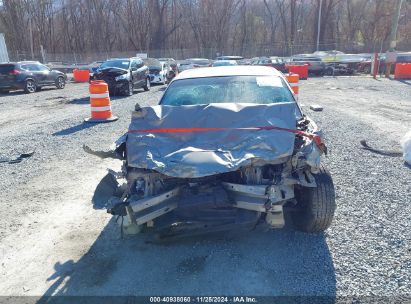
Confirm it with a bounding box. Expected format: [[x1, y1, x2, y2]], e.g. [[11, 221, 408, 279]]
[[0, 61, 67, 93], [92, 57, 150, 96]]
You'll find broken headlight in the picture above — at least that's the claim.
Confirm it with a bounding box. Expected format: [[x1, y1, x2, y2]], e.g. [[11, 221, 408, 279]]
[[115, 73, 130, 81]]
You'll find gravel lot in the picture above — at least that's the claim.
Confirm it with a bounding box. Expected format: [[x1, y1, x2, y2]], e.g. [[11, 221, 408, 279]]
[[0, 76, 410, 299]]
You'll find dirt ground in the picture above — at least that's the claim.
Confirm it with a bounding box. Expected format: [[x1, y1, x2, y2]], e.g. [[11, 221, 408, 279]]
[[0, 76, 410, 299]]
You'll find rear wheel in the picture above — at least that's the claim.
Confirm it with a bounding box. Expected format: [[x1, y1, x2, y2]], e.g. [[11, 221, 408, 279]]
[[363, 65, 371, 74], [55, 76, 65, 89], [143, 77, 150, 91], [291, 166, 336, 233], [0, 89, 9, 94], [24, 79, 36, 94]]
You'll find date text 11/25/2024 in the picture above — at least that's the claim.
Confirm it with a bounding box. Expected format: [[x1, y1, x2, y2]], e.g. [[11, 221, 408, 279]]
[[149, 296, 257, 303]]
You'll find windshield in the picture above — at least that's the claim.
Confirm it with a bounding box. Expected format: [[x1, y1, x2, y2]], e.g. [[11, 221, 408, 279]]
[[99, 60, 130, 69], [160, 76, 294, 105]]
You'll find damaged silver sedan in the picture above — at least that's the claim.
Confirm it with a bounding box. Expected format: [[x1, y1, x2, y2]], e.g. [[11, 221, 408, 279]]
[[88, 66, 336, 239]]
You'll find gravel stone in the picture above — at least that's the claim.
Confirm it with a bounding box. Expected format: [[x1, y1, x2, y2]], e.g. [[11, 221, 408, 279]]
[[0, 76, 410, 297]]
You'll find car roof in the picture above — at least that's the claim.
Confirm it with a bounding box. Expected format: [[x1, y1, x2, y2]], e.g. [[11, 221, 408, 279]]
[[174, 66, 283, 80], [217, 56, 243, 59], [106, 57, 142, 61], [186, 58, 210, 61], [1, 61, 41, 65]]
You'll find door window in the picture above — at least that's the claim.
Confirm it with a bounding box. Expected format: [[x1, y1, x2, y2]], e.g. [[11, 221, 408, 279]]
[[36, 64, 50, 72], [135, 59, 144, 68], [131, 60, 138, 70], [25, 64, 41, 71], [20, 64, 31, 71]]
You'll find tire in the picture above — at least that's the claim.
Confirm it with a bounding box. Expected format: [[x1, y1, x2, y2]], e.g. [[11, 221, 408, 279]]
[[0, 89, 9, 94], [325, 68, 334, 76], [363, 66, 371, 74], [124, 80, 133, 96], [291, 166, 336, 233], [55, 76, 65, 89], [24, 79, 36, 94], [143, 77, 151, 91]]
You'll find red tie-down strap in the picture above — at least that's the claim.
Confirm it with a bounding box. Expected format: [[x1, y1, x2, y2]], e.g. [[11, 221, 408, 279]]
[[128, 126, 327, 153]]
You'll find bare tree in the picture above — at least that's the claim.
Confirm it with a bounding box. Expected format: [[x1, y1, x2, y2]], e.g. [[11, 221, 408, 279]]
[[0, 0, 410, 61]]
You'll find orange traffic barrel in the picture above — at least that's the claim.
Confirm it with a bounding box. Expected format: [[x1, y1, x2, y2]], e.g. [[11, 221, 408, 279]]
[[73, 69, 90, 82], [394, 63, 411, 80], [285, 64, 308, 80], [84, 80, 118, 123], [285, 73, 299, 98]]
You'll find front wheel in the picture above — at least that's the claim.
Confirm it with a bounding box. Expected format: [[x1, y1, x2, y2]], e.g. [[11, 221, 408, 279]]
[[55, 76, 65, 89], [24, 79, 36, 94], [124, 80, 133, 96], [291, 166, 336, 233], [143, 77, 150, 91], [325, 68, 334, 76]]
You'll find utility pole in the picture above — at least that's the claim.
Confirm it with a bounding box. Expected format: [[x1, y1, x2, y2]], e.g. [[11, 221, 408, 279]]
[[316, 0, 323, 52], [388, 0, 403, 50], [29, 17, 34, 60]]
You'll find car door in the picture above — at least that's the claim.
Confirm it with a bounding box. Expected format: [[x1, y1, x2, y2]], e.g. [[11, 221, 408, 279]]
[[32, 63, 51, 85], [135, 59, 146, 86], [23, 63, 44, 84], [130, 60, 139, 87], [163, 62, 169, 77], [39, 64, 55, 84]]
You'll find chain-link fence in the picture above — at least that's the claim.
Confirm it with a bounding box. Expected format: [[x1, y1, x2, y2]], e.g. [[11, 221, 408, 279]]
[[8, 41, 411, 66]]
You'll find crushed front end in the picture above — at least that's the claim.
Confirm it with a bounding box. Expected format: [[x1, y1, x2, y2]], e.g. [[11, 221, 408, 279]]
[[89, 102, 333, 238]]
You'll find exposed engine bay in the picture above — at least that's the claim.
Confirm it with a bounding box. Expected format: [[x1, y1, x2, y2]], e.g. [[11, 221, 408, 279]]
[[87, 102, 334, 239]]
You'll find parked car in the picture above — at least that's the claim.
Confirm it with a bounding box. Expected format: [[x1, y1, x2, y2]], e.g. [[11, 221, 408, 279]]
[[158, 57, 178, 78], [252, 56, 287, 73], [88, 61, 103, 74], [186, 58, 212, 68], [215, 55, 244, 62], [92, 57, 150, 95], [324, 62, 354, 76], [177, 60, 192, 72], [357, 52, 411, 74], [0, 61, 67, 94], [158, 58, 176, 62], [313, 50, 345, 62], [290, 56, 326, 76], [212, 60, 238, 67], [144, 58, 170, 85], [238, 58, 253, 65], [89, 66, 335, 238]]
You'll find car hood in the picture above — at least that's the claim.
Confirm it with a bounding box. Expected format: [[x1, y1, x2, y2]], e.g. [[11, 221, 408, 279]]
[[149, 67, 162, 74], [96, 67, 128, 76], [125, 102, 299, 178]]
